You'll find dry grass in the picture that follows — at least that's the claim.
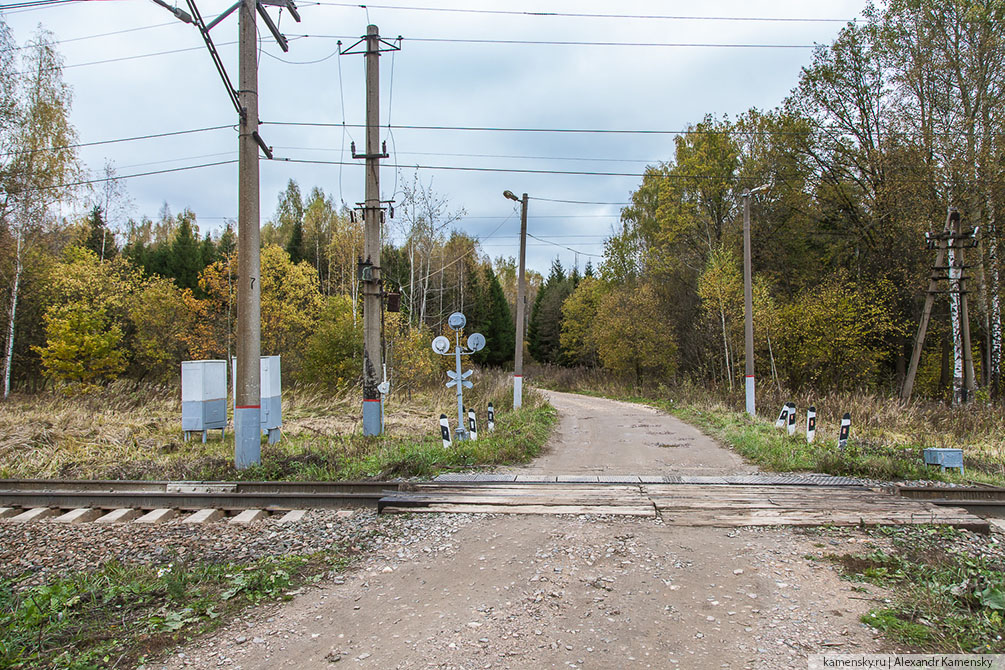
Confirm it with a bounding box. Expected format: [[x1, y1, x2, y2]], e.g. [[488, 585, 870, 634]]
[[532, 364, 1005, 484], [0, 369, 530, 480]]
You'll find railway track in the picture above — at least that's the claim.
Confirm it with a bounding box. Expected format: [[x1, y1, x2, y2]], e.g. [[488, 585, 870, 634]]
[[0, 479, 401, 525], [1, 477, 1000, 530]]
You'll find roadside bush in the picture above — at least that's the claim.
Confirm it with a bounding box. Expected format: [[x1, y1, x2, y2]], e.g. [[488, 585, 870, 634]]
[[298, 295, 363, 391]]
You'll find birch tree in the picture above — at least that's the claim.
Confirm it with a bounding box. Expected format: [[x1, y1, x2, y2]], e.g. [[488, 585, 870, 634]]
[[0, 27, 80, 397]]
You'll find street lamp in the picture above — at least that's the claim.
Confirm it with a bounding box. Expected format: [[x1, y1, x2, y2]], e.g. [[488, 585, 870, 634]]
[[741, 184, 769, 417], [503, 190, 528, 409]]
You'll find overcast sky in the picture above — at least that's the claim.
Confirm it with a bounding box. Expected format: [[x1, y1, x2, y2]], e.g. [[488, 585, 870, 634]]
[[3, 0, 868, 275]]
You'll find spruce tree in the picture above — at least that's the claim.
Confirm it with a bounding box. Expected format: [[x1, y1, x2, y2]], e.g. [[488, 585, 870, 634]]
[[286, 219, 305, 264], [169, 215, 201, 291], [84, 206, 115, 260], [479, 266, 514, 366], [528, 258, 572, 365]]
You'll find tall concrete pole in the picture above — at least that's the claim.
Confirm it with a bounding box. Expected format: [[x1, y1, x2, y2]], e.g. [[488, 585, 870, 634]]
[[361, 24, 383, 435], [742, 191, 755, 416], [234, 0, 261, 468], [514, 193, 528, 409]]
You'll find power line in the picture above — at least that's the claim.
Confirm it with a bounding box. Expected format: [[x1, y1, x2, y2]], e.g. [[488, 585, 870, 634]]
[[277, 155, 649, 177], [0, 0, 81, 11], [264, 120, 803, 136], [307, 2, 851, 24], [17, 158, 238, 194], [529, 197, 630, 205], [527, 232, 604, 257], [0, 123, 234, 159], [276, 145, 662, 164], [0, 21, 178, 53], [16, 42, 235, 74], [302, 34, 819, 48]]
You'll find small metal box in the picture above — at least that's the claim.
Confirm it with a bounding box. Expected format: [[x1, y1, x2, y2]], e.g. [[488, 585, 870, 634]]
[[181, 360, 227, 442], [231, 355, 283, 444], [923, 448, 964, 474]]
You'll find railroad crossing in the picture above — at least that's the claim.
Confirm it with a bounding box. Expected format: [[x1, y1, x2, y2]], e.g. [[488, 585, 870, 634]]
[[0, 475, 997, 532]]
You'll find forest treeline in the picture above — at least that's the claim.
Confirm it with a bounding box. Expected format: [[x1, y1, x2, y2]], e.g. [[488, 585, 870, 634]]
[[3, 1, 1005, 402], [530, 0, 1005, 402]]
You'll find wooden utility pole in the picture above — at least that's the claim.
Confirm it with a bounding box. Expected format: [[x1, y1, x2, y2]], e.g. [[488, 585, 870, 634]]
[[902, 208, 978, 403], [233, 0, 262, 467], [342, 26, 400, 435]]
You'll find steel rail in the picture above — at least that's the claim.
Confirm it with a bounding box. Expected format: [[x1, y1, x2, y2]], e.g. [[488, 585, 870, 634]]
[[0, 479, 402, 512], [897, 485, 1005, 503]]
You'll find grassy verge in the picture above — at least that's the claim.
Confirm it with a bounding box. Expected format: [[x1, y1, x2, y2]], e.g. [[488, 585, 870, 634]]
[[818, 526, 1005, 653], [0, 549, 354, 670], [532, 365, 1004, 486], [0, 370, 556, 481]]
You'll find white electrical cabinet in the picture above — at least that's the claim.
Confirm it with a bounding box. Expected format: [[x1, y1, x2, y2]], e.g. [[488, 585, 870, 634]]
[[181, 360, 227, 442], [231, 355, 282, 444]]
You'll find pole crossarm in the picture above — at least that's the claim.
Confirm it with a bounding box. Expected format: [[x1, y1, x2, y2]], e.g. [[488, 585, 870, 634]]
[[338, 35, 403, 55]]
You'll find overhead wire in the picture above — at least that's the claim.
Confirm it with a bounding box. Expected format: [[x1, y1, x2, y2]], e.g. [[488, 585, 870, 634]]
[[530, 197, 631, 205], [15, 158, 238, 194], [0, 0, 81, 11], [273, 145, 662, 164], [527, 232, 603, 257], [300, 34, 819, 49], [414, 209, 517, 283], [0, 123, 234, 159], [0, 21, 178, 53], [305, 3, 851, 24], [264, 120, 801, 136]]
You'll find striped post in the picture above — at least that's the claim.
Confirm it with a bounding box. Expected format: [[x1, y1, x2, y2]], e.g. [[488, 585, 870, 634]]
[[439, 414, 451, 449], [468, 408, 478, 441], [838, 413, 851, 451], [786, 402, 796, 436], [487, 402, 495, 432], [806, 406, 816, 443], [775, 404, 789, 429]]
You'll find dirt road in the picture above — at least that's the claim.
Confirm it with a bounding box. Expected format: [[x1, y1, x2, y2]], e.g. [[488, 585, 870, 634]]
[[160, 392, 888, 670], [505, 390, 756, 476]]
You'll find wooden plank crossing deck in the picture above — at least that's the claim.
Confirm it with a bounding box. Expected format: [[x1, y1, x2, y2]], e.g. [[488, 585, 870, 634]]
[[379, 482, 989, 531]]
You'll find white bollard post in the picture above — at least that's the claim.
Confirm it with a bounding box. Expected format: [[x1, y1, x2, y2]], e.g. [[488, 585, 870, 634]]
[[839, 413, 851, 451], [487, 402, 495, 432], [439, 414, 451, 449], [786, 402, 797, 436], [806, 406, 816, 443], [468, 408, 478, 441], [775, 404, 789, 429]]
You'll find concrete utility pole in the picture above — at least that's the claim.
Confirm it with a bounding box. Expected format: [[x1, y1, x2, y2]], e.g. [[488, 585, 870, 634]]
[[741, 185, 767, 417], [155, 0, 299, 468], [362, 25, 383, 435], [342, 26, 400, 435], [504, 190, 528, 409], [234, 0, 262, 467]]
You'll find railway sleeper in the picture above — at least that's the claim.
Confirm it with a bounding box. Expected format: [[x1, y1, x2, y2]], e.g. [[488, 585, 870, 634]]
[[0, 506, 330, 525]]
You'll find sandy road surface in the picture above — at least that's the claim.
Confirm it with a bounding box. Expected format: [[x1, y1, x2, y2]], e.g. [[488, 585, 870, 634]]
[[160, 392, 888, 670]]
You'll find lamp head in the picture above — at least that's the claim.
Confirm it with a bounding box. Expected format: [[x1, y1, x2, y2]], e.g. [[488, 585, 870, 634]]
[[503, 190, 519, 202]]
